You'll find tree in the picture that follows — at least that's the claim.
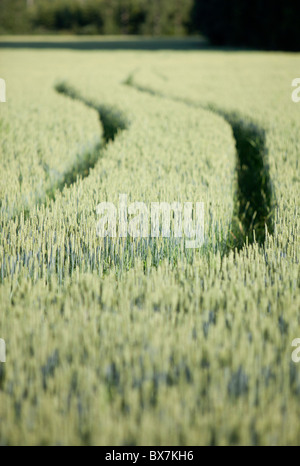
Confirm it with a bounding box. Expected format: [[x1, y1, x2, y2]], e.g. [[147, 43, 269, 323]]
[[191, 0, 300, 51]]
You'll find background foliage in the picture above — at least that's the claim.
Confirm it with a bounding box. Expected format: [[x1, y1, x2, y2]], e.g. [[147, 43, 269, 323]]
[[191, 0, 300, 51], [0, 0, 193, 36]]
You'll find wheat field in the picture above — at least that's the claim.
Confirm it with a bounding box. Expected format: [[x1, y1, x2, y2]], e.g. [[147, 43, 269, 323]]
[[0, 45, 299, 445]]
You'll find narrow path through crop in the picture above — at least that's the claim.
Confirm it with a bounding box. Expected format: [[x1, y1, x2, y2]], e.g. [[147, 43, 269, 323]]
[[54, 77, 274, 252], [52, 81, 127, 196], [0, 77, 275, 285], [124, 75, 274, 250]]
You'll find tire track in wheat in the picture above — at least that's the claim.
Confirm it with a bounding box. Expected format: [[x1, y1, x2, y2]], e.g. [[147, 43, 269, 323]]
[[124, 73, 274, 250]]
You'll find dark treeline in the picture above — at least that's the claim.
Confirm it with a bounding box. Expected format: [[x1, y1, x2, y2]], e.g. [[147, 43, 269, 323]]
[[191, 0, 300, 51], [0, 0, 299, 50]]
